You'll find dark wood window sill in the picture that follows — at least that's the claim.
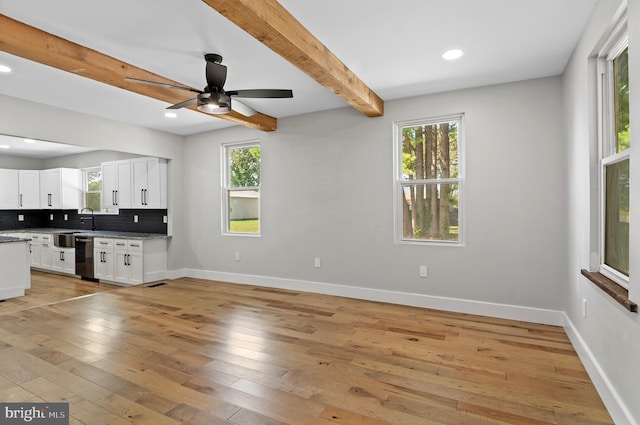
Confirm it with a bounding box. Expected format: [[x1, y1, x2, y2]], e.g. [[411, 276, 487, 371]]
[[581, 269, 637, 313]]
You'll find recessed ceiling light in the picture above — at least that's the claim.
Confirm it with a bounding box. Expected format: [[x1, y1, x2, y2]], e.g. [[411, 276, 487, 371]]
[[23, 138, 36, 144], [164, 112, 177, 119], [0, 145, 10, 149], [0, 64, 12, 73], [442, 49, 464, 60]]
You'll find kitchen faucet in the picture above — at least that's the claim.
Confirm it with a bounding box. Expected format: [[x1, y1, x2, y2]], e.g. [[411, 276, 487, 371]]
[[80, 207, 97, 231]]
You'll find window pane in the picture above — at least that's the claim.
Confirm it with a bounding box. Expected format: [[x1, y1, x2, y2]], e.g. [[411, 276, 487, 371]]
[[85, 192, 101, 212], [229, 145, 261, 187], [228, 190, 260, 233], [86, 169, 102, 191], [613, 47, 630, 153], [401, 121, 459, 181], [402, 183, 459, 241], [605, 159, 629, 276]]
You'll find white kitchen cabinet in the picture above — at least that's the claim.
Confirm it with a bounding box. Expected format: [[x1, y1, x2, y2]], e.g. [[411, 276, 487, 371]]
[[0, 169, 19, 209], [102, 160, 132, 209], [131, 157, 167, 209], [40, 168, 81, 209], [29, 233, 53, 269], [94, 237, 166, 285], [19, 170, 41, 209], [51, 247, 75, 275], [94, 238, 115, 281]]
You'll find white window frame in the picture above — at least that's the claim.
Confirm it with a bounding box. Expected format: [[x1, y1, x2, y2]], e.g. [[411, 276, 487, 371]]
[[393, 114, 465, 246], [80, 167, 117, 214], [596, 16, 629, 288], [221, 140, 261, 237]]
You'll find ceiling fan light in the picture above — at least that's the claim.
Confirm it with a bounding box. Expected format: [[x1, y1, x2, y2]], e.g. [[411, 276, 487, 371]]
[[197, 103, 230, 114], [197, 92, 231, 114]]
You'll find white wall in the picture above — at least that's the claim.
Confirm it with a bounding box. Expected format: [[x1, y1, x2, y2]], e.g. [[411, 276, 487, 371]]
[[183, 76, 567, 318], [563, 0, 640, 423], [0, 93, 185, 269]]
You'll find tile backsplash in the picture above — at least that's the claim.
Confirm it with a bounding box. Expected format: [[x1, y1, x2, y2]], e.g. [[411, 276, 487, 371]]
[[0, 209, 168, 234]]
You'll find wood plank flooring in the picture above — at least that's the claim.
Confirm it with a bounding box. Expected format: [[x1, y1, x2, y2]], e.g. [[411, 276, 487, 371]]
[[0, 272, 613, 425]]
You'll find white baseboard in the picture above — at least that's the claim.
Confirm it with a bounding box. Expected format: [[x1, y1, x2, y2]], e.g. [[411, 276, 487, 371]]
[[563, 314, 636, 425], [0, 286, 26, 300], [169, 268, 565, 326]]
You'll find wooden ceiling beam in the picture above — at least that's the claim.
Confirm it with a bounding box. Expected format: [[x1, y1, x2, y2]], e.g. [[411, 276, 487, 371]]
[[202, 0, 384, 118], [0, 14, 278, 132]]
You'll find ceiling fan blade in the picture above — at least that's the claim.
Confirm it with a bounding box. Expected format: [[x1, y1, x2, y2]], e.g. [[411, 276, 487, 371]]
[[231, 99, 258, 117], [206, 61, 227, 91], [125, 77, 203, 93], [167, 98, 197, 109], [226, 89, 293, 99]]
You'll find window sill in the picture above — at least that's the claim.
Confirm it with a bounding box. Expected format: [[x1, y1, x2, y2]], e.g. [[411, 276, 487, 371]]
[[581, 269, 637, 313]]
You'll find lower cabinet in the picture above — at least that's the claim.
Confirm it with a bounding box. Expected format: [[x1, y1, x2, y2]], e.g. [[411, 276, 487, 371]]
[[94, 238, 115, 281], [94, 237, 167, 285], [29, 233, 53, 269], [51, 247, 75, 275]]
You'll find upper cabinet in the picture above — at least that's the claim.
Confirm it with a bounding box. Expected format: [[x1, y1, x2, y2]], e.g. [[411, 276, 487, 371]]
[[18, 170, 41, 209], [0, 169, 40, 209], [131, 157, 167, 209], [39, 168, 81, 210], [102, 159, 132, 209], [0, 169, 19, 209]]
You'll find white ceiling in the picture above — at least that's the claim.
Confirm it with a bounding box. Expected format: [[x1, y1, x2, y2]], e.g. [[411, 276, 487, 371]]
[[0, 0, 597, 138]]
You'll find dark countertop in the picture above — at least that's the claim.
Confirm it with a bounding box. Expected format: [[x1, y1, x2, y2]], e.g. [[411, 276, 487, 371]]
[[0, 236, 30, 244], [1, 228, 168, 240]]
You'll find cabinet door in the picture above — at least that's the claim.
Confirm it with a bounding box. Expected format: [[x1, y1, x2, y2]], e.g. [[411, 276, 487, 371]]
[[30, 242, 42, 267], [101, 162, 118, 208], [39, 169, 60, 209], [114, 250, 129, 283], [40, 243, 52, 269], [19, 170, 40, 209], [94, 249, 115, 280], [116, 160, 132, 208], [127, 251, 144, 284], [0, 169, 19, 209], [62, 249, 75, 274], [131, 158, 148, 207]]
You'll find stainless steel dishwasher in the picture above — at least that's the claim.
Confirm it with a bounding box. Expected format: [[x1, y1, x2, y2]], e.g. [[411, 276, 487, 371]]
[[75, 236, 97, 281]]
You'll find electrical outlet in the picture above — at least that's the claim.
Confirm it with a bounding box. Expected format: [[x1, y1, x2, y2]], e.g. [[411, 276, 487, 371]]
[[163, 215, 168, 224], [133, 215, 138, 223], [49, 214, 53, 220], [314, 257, 321, 268], [419, 265, 428, 278], [17, 214, 24, 222], [64, 214, 68, 221], [235, 252, 241, 261], [582, 298, 588, 318]]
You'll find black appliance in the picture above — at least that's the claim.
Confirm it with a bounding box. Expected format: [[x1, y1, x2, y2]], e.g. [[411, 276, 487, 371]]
[[75, 236, 96, 281]]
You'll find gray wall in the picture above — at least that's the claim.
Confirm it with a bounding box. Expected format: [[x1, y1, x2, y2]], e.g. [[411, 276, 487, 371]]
[[563, 0, 640, 423], [183, 76, 567, 311]]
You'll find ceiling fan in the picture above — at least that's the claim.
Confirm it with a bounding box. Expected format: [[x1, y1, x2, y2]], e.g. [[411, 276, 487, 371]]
[[125, 53, 293, 117]]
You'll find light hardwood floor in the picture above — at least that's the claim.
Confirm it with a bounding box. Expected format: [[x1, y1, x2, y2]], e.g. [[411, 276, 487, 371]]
[[0, 272, 613, 425]]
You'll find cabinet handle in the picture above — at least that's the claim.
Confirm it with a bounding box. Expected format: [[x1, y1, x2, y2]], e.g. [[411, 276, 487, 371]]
[[19, 193, 23, 207], [61, 251, 64, 262], [48, 193, 52, 206], [112, 190, 116, 206]]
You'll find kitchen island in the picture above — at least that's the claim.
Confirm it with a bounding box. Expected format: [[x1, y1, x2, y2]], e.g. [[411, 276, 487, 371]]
[[0, 236, 31, 300]]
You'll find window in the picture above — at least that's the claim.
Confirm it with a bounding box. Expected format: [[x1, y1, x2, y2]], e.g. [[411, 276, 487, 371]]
[[82, 167, 116, 214], [597, 19, 630, 287], [222, 141, 261, 235], [394, 114, 464, 244]]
